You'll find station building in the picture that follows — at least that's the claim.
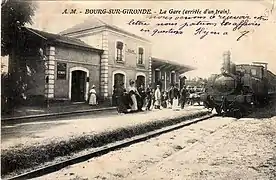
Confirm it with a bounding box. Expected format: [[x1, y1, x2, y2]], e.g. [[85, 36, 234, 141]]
[[18, 17, 194, 104], [60, 17, 152, 100], [20, 27, 103, 103]]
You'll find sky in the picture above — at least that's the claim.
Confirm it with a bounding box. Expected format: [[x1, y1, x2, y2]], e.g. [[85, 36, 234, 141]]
[[4, 0, 276, 78]]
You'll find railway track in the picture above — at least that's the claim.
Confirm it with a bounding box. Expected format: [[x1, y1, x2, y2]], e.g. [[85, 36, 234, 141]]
[[5, 113, 215, 180]]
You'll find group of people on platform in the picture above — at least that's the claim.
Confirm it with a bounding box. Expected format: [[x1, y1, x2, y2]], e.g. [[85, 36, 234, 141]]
[[87, 82, 205, 112], [112, 79, 190, 114]]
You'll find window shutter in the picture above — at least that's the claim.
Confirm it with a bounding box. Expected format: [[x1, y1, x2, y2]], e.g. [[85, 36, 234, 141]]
[[122, 43, 125, 61], [116, 41, 123, 49], [139, 47, 143, 54]]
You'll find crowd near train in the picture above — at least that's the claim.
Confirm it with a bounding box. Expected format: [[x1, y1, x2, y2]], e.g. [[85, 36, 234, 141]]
[[200, 51, 276, 118], [110, 79, 205, 114], [88, 51, 276, 118]]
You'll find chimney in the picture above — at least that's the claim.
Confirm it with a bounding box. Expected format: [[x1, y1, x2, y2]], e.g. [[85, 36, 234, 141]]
[[222, 50, 231, 73]]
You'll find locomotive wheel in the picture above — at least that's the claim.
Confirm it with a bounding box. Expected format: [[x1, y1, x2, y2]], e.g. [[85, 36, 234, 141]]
[[233, 109, 243, 119], [215, 106, 222, 115]]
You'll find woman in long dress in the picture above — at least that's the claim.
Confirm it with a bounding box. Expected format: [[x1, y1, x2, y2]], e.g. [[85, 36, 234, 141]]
[[89, 85, 97, 106], [154, 85, 161, 109], [172, 85, 180, 111], [116, 83, 128, 113], [128, 80, 140, 112]]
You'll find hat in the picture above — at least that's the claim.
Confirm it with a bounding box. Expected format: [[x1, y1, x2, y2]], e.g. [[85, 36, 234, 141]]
[[129, 79, 135, 84], [92, 85, 95, 88]]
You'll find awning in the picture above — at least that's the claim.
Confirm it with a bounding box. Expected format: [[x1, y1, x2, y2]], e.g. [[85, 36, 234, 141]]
[[151, 57, 195, 74]]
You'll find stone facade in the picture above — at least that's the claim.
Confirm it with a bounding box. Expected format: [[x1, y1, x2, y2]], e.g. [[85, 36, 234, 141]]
[[62, 25, 152, 100], [54, 46, 101, 101], [21, 23, 193, 104], [22, 27, 103, 103], [24, 44, 102, 102]]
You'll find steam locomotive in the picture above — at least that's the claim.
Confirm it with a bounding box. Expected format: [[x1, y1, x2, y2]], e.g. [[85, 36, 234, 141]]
[[201, 51, 276, 118]]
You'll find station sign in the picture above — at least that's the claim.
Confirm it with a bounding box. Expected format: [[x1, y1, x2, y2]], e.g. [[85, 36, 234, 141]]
[[57, 62, 67, 80], [126, 49, 136, 54]]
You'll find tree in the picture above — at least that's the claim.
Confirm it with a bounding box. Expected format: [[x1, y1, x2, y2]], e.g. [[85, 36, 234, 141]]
[[1, 0, 37, 113], [1, 0, 36, 55], [1, 63, 6, 73]]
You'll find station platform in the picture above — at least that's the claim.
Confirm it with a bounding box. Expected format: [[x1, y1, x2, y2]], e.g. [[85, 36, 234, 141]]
[[1, 102, 115, 121], [1, 106, 211, 176], [2, 106, 209, 150]]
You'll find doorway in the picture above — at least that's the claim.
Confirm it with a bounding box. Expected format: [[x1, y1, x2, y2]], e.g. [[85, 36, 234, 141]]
[[171, 72, 176, 85], [136, 75, 145, 88], [71, 70, 86, 102], [155, 70, 160, 83], [180, 77, 186, 89], [114, 73, 125, 88]]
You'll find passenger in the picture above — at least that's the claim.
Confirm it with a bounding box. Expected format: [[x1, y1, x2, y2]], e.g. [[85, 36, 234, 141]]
[[161, 91, 168, 108], [112, 85, 117, 106], [137, 84, 145, 111], [116, 83, 127, 114], [166, 91, 171, 108], [172, 84, 180, 111], [145, 84, 152, 111], [128, 79, 140, 112], [88, 85, 97, 106], [168, 83, 174, 108], [204, 95, 215, 111], [188, 86, 195, 105], [180, 85, 187, 109], [154, 85, 161, 109]]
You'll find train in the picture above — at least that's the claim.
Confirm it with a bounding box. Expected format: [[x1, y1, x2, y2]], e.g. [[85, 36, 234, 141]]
[[200, 51, 276, 118]]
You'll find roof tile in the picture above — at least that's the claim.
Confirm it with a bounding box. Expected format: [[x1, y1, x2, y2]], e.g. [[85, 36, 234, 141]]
[[26, 27, 103, 52]]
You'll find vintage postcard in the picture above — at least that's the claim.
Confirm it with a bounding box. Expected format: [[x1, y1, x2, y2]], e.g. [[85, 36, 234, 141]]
[[1, 0, 276, 179]]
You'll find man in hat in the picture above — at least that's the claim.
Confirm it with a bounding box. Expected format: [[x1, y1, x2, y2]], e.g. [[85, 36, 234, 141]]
[[137, 84, 145, 111], [172, 83, 180, 110], [180, 85, 187, 109], [116, 82, 128, 113], [168, 83, 174, 108]]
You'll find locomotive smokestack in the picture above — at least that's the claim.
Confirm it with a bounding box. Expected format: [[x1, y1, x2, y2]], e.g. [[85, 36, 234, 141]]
[[223, 51, 231, 73]]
